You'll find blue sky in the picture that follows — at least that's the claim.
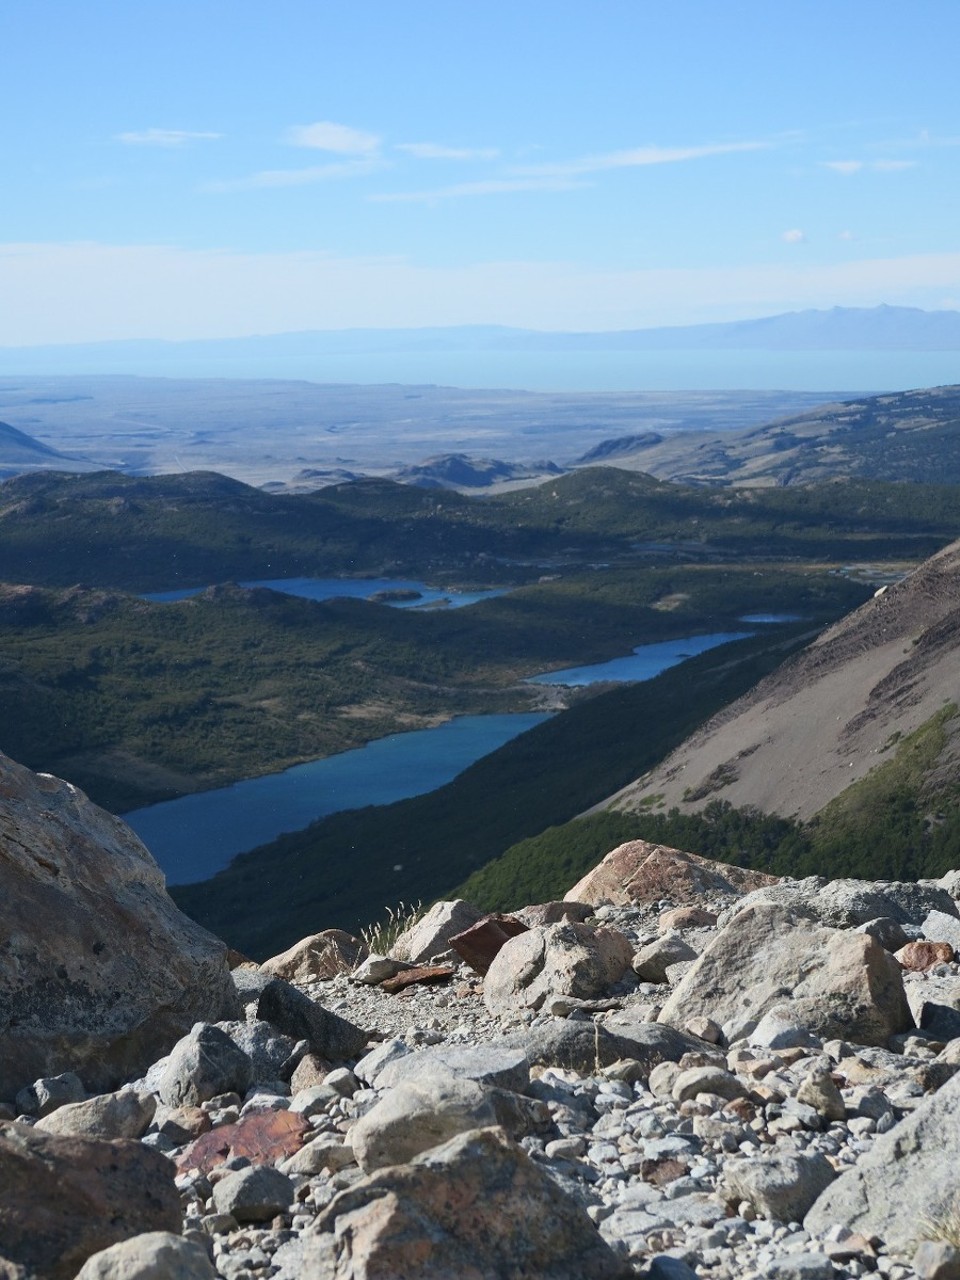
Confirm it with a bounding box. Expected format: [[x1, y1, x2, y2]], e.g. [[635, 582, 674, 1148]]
[[4, 0, 960, 343]]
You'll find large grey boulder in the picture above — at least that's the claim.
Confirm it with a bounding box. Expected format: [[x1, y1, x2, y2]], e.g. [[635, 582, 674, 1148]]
[[211, 1165, 295, 1223], [506, 1017, 704, 1075], [374, 1044, 530, 1093], [805, 1064, 960, 1252], [218, 1019, 298, 1082], [0, 752, 237, 1101], [74, 1232, 216, 1280], [35, 1089, 156, 1140], [14, 1071, 85, 1117], [633, 933, 699, 983], [297, 1126, 627, 1279], [389, 899, 485, 964], [0, 1123, 181, 1280], [256, 978, 368, 1060], [157, 1023, 253, 1107], [723, 1151, 837, 1223], [658, 903, 912, 1046], [350, 1075, 502, 1171], [718, 877, 959, 931], [922, 910, 960, 952], [483, 921, 634, 1019]]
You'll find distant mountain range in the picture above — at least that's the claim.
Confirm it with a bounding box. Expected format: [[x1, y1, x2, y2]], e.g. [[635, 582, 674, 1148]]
[[3, 306, 960, 376]]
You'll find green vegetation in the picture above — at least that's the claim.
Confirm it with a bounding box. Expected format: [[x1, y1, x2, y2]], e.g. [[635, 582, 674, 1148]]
[[3, 467, 960, 593], [459, 706, 960, 912], [3, 461, 958, 958], [170, 626, 816, 958], [803, 704, 960, 881], [0, 565, 867, 810]]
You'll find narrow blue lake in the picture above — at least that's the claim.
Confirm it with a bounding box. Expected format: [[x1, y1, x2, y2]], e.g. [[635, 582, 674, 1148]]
[[739, 612, 803, 624], [145, 576, 505, 609], [527, 631, 752, 686], [124, 713, 548, 885], [125, 626, 766, 885]]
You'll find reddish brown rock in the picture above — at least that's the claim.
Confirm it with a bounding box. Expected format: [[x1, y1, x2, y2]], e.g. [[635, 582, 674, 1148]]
[[290, 1052, 334, 1092], [659, 906, 718, 932], [0, 1123, 180, 1280], [449, 914, 529, 975], [896, 940, 955, 971], [260, 929, 367, 982], [177, 1107, 311, 1175], [565, 840, 779, 909], [380, 964, 456, 993], [0, 752, 237, 1101], [306, 1126, 625, 1279]]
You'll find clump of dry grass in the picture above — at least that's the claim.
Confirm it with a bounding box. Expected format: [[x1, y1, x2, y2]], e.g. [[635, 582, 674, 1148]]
[[360, 900, 424, 955], [919, 1191, 960, 1248]]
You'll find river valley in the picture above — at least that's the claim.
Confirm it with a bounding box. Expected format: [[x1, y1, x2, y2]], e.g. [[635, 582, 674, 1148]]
[[123, 616, 771, 884]]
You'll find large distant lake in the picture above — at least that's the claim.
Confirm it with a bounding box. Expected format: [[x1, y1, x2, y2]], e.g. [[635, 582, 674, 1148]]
[[124, 713, 548, 885], [144, 576, 505, 609], [124, 626, 762, 885]]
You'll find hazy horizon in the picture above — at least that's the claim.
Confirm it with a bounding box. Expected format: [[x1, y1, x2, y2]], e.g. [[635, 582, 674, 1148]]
[[5, 2, 960, 347]]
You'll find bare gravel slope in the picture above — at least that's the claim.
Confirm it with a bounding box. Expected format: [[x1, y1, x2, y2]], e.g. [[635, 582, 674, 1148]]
[[602, 538, 960, 821]]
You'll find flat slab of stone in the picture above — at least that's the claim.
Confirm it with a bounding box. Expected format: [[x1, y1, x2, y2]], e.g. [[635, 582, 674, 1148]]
[[375, 1044, 530, 1093], [177, 1108, 310, 1175]]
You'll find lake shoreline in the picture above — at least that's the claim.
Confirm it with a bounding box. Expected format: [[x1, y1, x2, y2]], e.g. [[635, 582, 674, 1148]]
[[124, 625, 781, 885]]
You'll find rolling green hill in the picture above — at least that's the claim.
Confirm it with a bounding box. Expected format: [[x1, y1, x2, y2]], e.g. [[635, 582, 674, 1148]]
[[3, 466, 960, 594]]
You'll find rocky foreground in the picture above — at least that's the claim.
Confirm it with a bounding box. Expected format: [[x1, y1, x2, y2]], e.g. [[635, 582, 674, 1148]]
[[5, 756, 960, 1279]]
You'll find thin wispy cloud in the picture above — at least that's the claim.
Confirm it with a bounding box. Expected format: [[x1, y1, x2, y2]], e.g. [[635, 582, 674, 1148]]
[[285, 121, 381, 154], [116, 129, 222, 147], [823, 160, 864, 175], [375, 139, 766, 202], [370, 176, 587, 204], [513, 140, 769, 179], [205, 158, 383, 193], [395, 142, 500, 161], [822, 159, 916, 174], [782, 229, 806, 244]]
